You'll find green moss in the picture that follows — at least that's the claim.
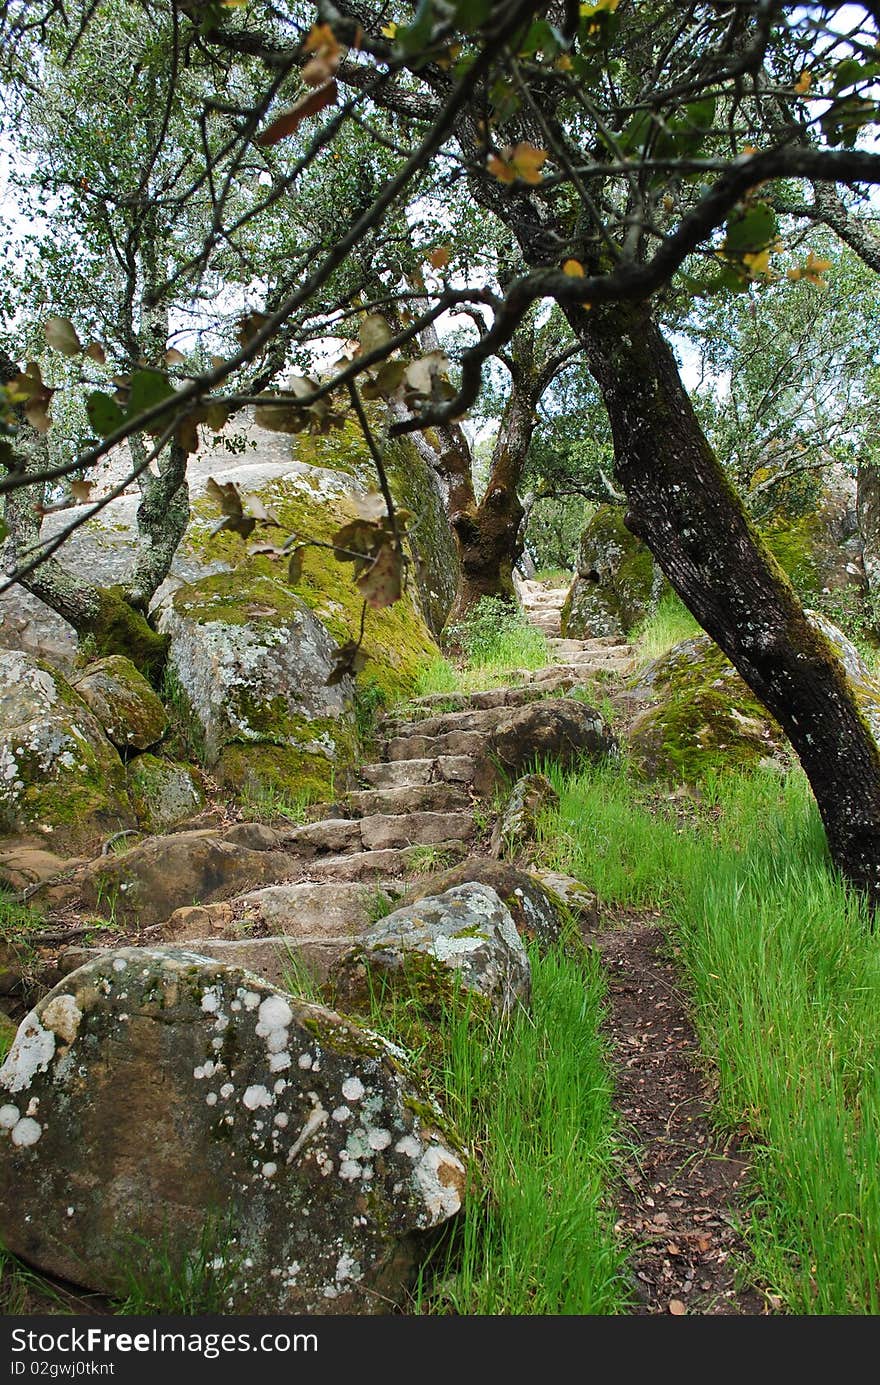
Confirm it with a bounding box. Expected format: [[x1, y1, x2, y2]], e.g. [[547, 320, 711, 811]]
[[562, 505, 655, 638], [216, 739, 344, 802], [169, 570, 300, 629], [83, 586, 169, 687], [760, 514, 823, 597], [630, 635, 788, 782], [186, 439, 440, 703]]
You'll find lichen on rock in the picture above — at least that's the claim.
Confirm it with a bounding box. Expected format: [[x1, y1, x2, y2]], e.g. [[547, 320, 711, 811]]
[[627, 611, 880, 781], [0, 649, 134, 851], [72, 655, 168, 752], [561, 505, 657, 639], [0, 947, 466, 1314], [329, 884, 532, 1018]]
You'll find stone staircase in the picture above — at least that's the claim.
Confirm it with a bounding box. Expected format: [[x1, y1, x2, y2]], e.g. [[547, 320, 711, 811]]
[[39, 578, 634, 996]]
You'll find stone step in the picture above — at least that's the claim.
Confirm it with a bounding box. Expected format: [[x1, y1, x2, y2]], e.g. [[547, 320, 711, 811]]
[[301, 840, 468, 881], [549, 635, 630, 653], [385, 705, 502, 740], [359, 755, 477, 789], [384, 729, 486, 761], [394, 680, 575, 718], [278, 810, 475, 856], [343, 783, 472, 816]]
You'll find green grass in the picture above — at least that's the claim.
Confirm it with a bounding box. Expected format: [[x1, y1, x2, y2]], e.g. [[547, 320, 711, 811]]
[[631, 592, 701, 669], [0, 1243, 66, 1314], [361, 949, 627, 1315], [114, 1214, 241, 1315], [537, 756, 880, 1314], [532, 567, 571, 585], [413, 597, 551, 698], [240, 782, 323, 824]]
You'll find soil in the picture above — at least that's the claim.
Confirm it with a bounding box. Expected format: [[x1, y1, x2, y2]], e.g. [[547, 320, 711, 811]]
[[590, 915, 771, 1315]]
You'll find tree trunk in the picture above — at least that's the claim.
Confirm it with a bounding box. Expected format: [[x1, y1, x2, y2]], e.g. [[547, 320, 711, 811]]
[[443, 364, 536, 630], [570, 299, 880, 905]]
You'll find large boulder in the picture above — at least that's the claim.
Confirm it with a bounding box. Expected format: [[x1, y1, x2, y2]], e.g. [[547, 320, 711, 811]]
[[0, 650, 133, 852], [561, 505, 656, 639], [0, 420, 452, 678], [0, 948, 466, 1313], [488, 698, 616, 779], [329, 884, 531, 1018], [158, 571, 358, 802], [409, 858, 571, 952], [628, 612, 880, 781], [71, 656, 167, 752]]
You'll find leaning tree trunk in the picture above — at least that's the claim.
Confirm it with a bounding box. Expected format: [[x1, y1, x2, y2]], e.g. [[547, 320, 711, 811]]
[[570, 299, 880, 906]]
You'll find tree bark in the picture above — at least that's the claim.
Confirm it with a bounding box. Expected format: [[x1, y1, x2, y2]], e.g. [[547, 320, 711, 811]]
[[444, 388, 528, 628], [569, 298, 880, 904]]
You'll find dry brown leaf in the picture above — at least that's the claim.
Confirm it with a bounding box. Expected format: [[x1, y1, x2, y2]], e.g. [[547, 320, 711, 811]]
[[257, 81, 338, 146]]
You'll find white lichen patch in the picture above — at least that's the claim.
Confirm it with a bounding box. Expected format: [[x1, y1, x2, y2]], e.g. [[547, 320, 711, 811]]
[[0, 1105, 20, 1129], [341, 1076, 364, 1103], [413, 1144, 466, 1222], [10, 1117, 42, 1148], [243, 1084, 272, 1111], [1, 1014, 56, 1094], [200, 987, 222, 1014]]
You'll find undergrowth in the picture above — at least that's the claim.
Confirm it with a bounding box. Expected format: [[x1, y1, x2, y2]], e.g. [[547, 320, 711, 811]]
[[414, 596, 551, 697], [362, 949, 628, 1315], [537, 756, 880, 1314]]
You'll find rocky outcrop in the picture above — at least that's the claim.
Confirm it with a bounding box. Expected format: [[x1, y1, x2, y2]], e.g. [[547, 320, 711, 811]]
[[0, 948, 466, 1313], [37, 823, 304, 930], [329, 884, 531, 1017], [489, 698, 616, 779], [158, 571, 358, 802], [0, 650, 133, 852], [628, 612, 880, 781], [561, 506, 656, 639], [126, 755, 205, 833], [70, 656, 167, 752]]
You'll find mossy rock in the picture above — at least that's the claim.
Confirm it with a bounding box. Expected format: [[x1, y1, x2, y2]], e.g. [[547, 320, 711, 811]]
[[0, 650, 134, 852], [628, 613, 880, 782], [72, 655, 168, 752], [157, 570, 359, 800], [182, 422, 444, 702], [562, 505, 657, 639], [0, 948, 467, 1313], [409, 859, 567, 954], [126, 754, 205, 833], [328, 884, 531, 1019]]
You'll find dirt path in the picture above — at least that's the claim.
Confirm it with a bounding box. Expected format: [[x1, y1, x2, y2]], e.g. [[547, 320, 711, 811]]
[[590, 919, 768, 1314]]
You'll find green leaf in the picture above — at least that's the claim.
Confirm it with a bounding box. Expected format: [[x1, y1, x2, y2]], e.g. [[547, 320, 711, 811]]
[[86, 390, 125, 437], [126, 368, 176, 422], [723, 203, 777, 255]]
